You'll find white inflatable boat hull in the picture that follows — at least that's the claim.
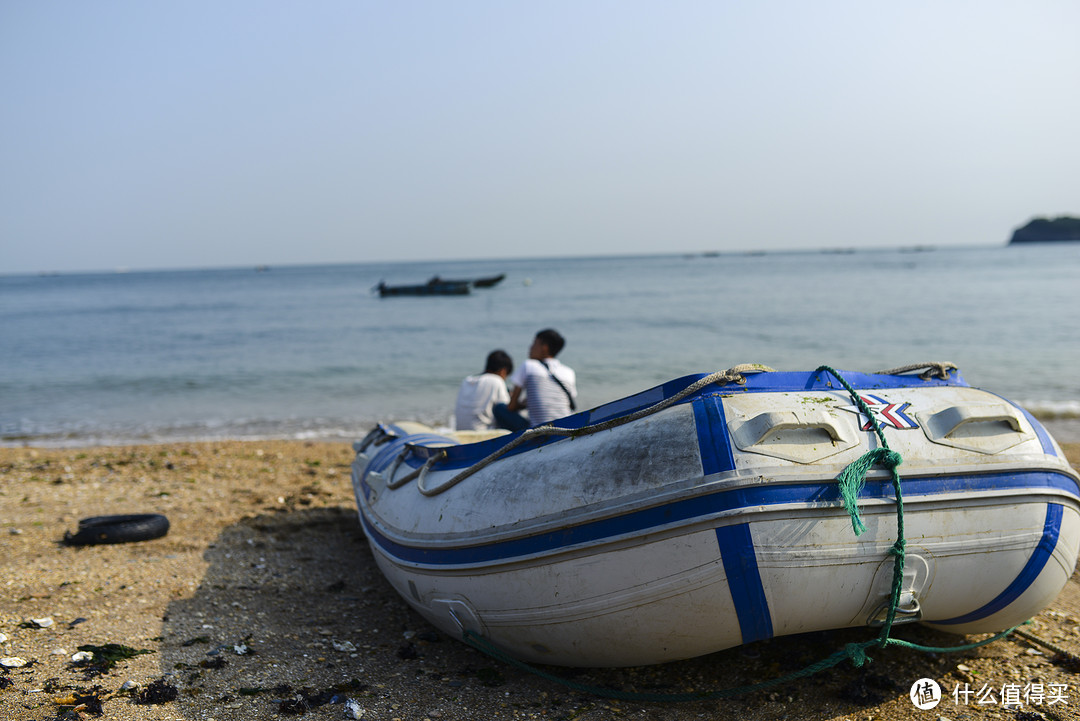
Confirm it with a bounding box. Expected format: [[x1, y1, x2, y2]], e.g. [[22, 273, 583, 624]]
[[351, 368, 1080, 667]]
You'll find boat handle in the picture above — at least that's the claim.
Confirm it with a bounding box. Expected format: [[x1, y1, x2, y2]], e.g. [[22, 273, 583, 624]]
[[732, 410, 855, 448], [924, 404, 1023, 440]]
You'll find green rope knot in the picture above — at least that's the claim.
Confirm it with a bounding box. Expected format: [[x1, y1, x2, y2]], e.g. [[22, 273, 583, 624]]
[[836, 447, 904, 536], [878, 448, 903, 469], [843, 642, 872, 667]]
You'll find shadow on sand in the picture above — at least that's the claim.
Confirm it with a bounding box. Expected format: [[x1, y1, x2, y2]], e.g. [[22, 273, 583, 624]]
[[155, 506, 1028, 720]]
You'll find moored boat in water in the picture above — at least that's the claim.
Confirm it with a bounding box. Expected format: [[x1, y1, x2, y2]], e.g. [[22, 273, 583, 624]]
[[374, 279, 471, 296], [428, 273, 507, 288], [350, 364, 1080, 667], [373, 273, 505, 296]]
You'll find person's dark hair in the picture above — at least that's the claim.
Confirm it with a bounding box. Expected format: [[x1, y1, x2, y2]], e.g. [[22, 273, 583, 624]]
[[535, 329, 565, 356], [484, 349, 513, 375]]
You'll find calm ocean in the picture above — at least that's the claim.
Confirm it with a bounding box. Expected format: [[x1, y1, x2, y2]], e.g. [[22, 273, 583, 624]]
[[2, 244, 1079, 447]]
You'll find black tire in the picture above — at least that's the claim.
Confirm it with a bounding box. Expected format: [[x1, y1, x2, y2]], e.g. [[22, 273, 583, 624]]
[[64, 514, 170, 546]]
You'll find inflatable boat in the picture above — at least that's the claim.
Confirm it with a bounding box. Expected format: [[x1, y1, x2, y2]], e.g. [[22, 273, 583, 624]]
[[350, 364, 1080, 667]]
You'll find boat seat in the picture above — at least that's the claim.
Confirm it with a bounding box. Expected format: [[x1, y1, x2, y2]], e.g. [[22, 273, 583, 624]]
[[450, 429, 512, 445]]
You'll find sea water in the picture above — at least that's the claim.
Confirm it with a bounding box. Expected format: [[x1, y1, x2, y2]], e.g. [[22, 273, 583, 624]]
[[2, 243, 1079, 446]]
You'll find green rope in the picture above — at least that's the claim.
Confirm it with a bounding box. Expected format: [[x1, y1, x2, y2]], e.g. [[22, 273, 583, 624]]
[[462, 629, 884, 702], [815, 365, 908, 644], [459, 365, 1022, 702], [461, 626, 1020, 703], [885, 626, 1021, 655], [836, 447, 902, 536]]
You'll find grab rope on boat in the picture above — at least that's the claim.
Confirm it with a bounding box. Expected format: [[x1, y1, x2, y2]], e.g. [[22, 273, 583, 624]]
[[397, 364, 776, 496], [874, 361, 957, 380], [458, 363, 1026, 702]]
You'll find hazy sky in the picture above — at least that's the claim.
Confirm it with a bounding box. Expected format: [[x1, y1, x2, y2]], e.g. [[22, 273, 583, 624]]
[[3, 2, 1078, 273]]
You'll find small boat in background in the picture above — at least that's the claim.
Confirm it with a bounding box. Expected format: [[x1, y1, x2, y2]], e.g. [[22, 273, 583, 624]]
[[471, 273, 506, 288], [375, 279, 471, 297], [373, 274, 505, 297], [429, 273, 506, 289], [351, 364, 1080, 667]]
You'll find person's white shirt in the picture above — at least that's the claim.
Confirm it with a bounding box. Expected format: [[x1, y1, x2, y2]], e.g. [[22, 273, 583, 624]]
[[508, 358, 576, 426], [454, 372, 510, 430]]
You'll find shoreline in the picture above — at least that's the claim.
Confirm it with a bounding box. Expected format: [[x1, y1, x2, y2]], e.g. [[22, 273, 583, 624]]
[[2, 440, 1080, 720], [6, 416, 1080, 451]]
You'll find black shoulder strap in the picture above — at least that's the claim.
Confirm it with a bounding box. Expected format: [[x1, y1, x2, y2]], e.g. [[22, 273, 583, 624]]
[[539, 360, 576, 411]]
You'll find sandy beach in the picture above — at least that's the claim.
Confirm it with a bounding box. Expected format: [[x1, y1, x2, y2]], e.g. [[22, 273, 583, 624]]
[[3, 440, 1080, 721]]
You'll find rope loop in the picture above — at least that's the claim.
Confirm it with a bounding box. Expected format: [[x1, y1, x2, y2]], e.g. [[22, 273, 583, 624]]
[[416, 450, 453, 496], [383, 448, 452, 492], [875, 361, 957, 380], [384, 447, 414, 489], [356, 425, 393, 453]]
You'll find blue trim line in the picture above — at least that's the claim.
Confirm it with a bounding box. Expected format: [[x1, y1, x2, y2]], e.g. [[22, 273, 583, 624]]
[[929, 502, 1064, 625], [716, 524, 773, 643], [1009, 400, 1057, 457], [361, 471, 1079, 567], [694, 396, 735, 476]]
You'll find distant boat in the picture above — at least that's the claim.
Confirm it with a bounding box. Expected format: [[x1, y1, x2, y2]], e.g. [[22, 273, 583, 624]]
[[375, 279, 471, 297], [429, 273, 507, 289], [471, 273, 506, 288]]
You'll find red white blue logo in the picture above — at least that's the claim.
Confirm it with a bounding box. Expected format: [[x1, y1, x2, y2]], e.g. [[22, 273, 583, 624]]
[[841, 394, 919, 431]]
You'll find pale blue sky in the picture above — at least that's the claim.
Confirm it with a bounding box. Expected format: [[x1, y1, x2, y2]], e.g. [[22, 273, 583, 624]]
[[2, 2, 1078, 273]]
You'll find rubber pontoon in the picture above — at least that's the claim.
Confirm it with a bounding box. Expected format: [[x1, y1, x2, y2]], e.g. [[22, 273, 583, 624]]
[[350, 364, 1080, 667]]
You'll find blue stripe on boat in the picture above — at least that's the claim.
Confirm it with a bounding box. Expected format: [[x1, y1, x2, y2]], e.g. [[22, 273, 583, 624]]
[[1007, 400, 1057, 457], [360, 471, 1080, 567], [928, 502, 1064, 625], [694, 395, 735, 476], [716, 524, 773, 643]]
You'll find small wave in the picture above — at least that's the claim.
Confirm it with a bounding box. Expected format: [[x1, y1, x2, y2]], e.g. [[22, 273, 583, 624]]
[[0, 418, 376, 449], [0, 404, 463, 448], [1019, 399, 1080, 420]]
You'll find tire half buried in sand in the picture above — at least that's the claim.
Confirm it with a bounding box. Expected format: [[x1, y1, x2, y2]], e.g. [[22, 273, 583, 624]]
[[64, 514, 170, 546]]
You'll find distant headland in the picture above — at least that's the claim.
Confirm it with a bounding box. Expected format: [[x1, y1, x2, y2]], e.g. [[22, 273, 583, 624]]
[[1009, 216, 1080, 244]]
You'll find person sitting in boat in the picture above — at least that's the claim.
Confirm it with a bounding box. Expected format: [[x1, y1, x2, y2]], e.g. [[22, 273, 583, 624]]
[[454, 350, 513, 431], [494, 329, 577, 431]]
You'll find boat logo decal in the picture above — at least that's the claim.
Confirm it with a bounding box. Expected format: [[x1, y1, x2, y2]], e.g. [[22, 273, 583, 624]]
[[840, 394, 919, 431]]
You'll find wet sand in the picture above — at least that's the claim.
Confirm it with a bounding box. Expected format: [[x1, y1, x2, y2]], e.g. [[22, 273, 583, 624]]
[[2, 440, 1080, 720]]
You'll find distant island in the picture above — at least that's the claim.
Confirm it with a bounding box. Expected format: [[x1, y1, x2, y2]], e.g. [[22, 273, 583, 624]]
[[1009, 216, 1080, 244]]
